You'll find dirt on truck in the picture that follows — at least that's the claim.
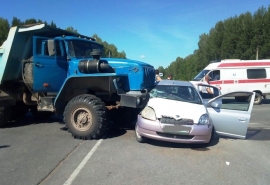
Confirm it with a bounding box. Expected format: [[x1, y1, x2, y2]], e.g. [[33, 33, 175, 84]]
[[0, 23, 155, 139]]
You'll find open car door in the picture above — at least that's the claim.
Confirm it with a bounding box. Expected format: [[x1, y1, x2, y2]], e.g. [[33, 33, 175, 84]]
[[206, 92, 255, 139]]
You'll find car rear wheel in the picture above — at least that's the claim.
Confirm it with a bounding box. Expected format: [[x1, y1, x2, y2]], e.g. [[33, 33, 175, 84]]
[[135, 124, 147, 143]]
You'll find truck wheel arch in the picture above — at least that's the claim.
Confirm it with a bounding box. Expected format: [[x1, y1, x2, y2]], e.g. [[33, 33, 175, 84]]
[[54, 75, 118, 114]]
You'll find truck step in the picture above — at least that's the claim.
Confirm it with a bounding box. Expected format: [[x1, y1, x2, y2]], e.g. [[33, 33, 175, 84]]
[[38, 97, 55, 112]]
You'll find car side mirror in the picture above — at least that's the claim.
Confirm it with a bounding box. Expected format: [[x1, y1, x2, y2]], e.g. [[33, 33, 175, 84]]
[[210, 101, 221, 108]]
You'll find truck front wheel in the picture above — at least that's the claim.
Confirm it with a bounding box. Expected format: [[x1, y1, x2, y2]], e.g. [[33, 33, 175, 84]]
[[64, 95, 108, 140], [0, 107, 11, 128]]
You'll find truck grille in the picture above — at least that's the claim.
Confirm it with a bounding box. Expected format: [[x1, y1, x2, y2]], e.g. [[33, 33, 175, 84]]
[[143, 67, 155, 88]]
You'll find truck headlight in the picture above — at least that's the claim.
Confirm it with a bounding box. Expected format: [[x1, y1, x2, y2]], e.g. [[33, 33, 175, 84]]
[[198, 114, 209, 125], [141, 106, 156, 121], [136, 97, 141, 106]]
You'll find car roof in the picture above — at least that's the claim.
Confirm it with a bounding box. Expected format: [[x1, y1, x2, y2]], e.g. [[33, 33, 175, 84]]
[[157, 80, 193, 87]]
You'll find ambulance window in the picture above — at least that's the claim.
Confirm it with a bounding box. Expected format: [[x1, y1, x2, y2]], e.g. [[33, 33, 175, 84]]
[[193, 70, 210, 81], [247, 69, 266, 79], [208, 70, 220, 81]]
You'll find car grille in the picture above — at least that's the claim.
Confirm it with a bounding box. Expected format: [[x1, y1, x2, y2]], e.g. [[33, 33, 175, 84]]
[[160, 117, 194, 125], [156, 132, 194, 139], [143, 67, 155, 88]]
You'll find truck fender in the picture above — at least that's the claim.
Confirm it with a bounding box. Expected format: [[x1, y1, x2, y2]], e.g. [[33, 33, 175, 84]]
[[54, 75, 118, 113]]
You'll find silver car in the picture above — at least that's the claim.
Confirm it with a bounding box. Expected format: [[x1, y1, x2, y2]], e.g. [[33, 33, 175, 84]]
[[135, 80, 255, 144]]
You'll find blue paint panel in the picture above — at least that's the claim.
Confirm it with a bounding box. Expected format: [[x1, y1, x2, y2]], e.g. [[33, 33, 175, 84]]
[[33, 37, 68, 92]]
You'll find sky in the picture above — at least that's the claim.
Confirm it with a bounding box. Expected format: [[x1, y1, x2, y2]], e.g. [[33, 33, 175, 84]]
[[1, 0, 270, 69]]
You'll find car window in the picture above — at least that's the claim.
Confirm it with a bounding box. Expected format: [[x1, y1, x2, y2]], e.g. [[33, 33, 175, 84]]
[[150, 85, 202, 104], [211, 92, 252, 111], [197, 84, 220, 99]]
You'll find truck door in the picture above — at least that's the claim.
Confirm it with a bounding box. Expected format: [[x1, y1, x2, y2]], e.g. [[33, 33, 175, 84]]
[[33, 37, 68, 92]]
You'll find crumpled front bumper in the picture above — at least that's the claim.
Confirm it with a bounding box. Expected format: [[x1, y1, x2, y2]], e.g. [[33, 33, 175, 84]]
[[136, 115, 212, 144]]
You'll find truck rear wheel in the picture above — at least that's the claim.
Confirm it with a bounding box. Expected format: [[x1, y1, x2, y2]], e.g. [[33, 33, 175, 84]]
[[10, 102, 30, 121], [0, 107, 11, 128], [64, 94, 108, 140], [23, 62, 33, 84]]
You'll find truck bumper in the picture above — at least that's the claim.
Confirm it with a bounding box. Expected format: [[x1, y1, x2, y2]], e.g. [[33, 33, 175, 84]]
[[120, 92, 150, 108]]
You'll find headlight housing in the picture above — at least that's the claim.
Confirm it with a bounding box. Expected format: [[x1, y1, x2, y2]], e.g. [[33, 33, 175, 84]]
[[141, 106, 156, 121], [198, 114, 209, 125]]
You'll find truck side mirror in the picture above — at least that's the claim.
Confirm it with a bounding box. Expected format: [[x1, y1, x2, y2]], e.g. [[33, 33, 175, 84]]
[[47, 40, 55, 56]]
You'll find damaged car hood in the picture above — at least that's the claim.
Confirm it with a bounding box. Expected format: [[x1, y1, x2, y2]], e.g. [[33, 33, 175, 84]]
[[147, 98, 207, 123]]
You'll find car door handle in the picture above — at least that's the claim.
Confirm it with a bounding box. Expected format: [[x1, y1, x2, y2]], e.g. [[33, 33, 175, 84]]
[[238, 118, 247, 122], [35, 63, 44, 67]]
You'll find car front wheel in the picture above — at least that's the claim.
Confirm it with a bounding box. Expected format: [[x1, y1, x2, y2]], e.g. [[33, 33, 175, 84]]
[[135, 124, 147, 143]]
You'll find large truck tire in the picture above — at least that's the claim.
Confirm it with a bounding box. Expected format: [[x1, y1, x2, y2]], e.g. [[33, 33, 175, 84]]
[[10, 102, 30, 121], [23, 62, 33, 84], [0, 107, 11, 128], [64, 94, 108, 140]]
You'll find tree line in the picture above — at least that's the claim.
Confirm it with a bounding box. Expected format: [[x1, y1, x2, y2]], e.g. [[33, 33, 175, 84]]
[[0, 17, 126, 59], [159, 5, 270, 81], [1, 5, 270, 80]]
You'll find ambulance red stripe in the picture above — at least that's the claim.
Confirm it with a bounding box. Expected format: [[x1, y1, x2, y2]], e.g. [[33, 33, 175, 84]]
[[209, 79, 270, 85], [218, 62, 270, 67]]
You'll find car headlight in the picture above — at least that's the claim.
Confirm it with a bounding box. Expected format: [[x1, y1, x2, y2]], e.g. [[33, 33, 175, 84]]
[[141, 106, 156, 121], [198, 114, 209, 125]]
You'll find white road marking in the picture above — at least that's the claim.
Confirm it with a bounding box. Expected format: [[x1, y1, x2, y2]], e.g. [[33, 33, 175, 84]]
[[63, 139, 103, 185]]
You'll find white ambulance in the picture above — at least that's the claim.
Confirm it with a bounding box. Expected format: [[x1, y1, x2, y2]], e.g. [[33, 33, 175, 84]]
[[190, 59, 270, 104]]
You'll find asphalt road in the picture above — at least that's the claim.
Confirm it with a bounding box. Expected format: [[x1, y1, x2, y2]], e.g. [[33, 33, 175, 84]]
[[0, 99, 270, 185]]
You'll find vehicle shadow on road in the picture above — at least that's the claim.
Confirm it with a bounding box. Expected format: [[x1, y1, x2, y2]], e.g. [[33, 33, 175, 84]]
[[141, 134, 220, 150], [246, 128, 270, 140], [0, 145, 10, 149], [2, 114, 64, 128], [104, 122, 136, 139], [260, 98, 270, 105]]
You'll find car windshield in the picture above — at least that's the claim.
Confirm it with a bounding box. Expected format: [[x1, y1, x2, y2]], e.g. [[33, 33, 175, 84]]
[[150, 85, 202, 104], [192, 70, 210, 81], [67, 40, 104, 58]]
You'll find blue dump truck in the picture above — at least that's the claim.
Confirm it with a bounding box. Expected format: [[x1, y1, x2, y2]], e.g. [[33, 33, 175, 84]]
[[0, 24, 155, 139]]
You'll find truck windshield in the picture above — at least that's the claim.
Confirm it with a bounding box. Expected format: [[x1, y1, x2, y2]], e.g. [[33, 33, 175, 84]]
[[192, 70, 210, 81], [67, 40, 104, 58]]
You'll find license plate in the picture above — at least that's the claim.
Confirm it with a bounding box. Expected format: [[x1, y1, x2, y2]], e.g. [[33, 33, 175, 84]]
[[162, 125, 191, 134]]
